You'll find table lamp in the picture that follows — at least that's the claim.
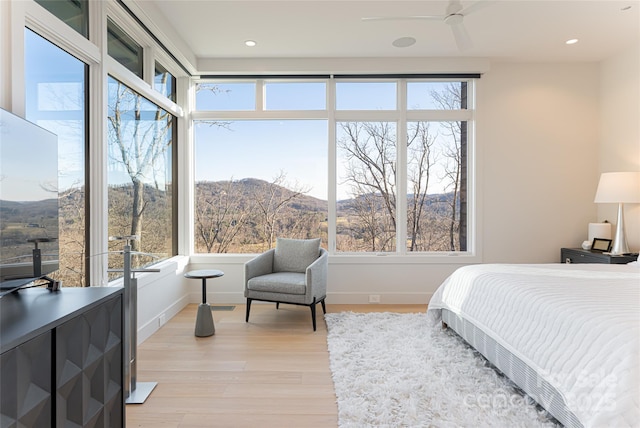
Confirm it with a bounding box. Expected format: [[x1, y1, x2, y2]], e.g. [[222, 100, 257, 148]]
[[593, 171, 640, 255]]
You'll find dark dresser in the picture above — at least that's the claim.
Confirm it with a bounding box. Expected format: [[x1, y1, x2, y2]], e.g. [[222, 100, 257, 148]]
[[561, 247, 639, 264], [1, 286, 124, 427]]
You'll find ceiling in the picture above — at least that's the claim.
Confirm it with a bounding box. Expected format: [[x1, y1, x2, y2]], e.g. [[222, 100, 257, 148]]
[[137, 0, 639, 70]]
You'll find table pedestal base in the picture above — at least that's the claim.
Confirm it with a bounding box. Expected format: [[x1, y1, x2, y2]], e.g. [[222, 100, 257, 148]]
[[195, 303, 215, 337]]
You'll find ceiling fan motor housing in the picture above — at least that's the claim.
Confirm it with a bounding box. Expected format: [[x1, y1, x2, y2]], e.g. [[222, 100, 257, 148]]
[[444, 13, 464, 26]]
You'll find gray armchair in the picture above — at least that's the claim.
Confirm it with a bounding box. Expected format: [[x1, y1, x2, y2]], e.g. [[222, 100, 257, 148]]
[[244, 238, 328, 331]]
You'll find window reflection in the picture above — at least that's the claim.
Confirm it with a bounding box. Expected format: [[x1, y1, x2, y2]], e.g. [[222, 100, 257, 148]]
[[154, 62, 176, 102], [24, 29, 88, 286], [107, 18, 143, 78], [107, 77, 176, 276], [35, 0, 89, 38]]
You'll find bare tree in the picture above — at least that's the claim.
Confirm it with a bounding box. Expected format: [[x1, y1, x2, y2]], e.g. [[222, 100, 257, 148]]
[[407, 121, 437, 251], [338, 122, 397, 251], [252, 172, 311, 250], [195, 180, 253, 253], [57, 186, 86, 286], [430, 82, 467, 251], [107, 80, 173, 252], [195, 83, 231, 130]]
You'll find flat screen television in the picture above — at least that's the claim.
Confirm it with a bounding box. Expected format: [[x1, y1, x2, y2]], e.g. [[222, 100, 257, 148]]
[[0, 108, 59, 292]]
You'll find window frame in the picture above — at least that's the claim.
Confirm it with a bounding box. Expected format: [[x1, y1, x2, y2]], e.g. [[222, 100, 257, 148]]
[[10, 0, 188, 286], [106, 75, 178, 273], [191, 77, 478, 262]]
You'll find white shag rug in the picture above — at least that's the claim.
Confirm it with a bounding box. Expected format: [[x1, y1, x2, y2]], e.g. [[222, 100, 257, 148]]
[[325, 312, 561, 428]]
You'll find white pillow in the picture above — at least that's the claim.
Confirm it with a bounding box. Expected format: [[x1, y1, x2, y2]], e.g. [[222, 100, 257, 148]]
[[273, 238, 321, 273]]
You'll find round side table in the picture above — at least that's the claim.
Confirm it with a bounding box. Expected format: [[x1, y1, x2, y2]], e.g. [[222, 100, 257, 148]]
[[184, 269, 224, 337]]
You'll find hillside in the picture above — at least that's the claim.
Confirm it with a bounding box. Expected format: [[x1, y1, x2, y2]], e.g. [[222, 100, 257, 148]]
[[197, 178, 328, 212], [197, 178, 454, 213]]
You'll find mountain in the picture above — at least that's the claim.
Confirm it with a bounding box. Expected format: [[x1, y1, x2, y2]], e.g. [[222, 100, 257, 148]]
[[0, 199, 59, 224], [196, 178, 455, 214], [196, 178, 328, 213]]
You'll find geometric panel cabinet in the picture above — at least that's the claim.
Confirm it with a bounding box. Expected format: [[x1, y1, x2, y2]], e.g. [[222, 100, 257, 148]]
[[0, 332, 52, 428], [1, 287, 124, 428], [56, 296, 123, 428]]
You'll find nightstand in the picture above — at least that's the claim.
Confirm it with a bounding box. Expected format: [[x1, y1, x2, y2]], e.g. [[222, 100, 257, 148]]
[[561, 248, 638, 264]]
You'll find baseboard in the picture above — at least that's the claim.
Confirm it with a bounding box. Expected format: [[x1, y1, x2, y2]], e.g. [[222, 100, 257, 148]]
[[187, 291, 433, 306], [324, 292, 433, 305]]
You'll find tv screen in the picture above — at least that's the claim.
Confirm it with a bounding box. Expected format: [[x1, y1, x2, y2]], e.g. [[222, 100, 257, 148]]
[[0, 108, 59, 289]]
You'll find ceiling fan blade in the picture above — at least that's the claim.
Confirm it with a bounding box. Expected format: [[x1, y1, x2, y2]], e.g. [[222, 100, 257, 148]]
[[446, 0, 463, 15], [361, 15, 443, 22], [451, 23, 473, 51], [459, 0, 494, 16]]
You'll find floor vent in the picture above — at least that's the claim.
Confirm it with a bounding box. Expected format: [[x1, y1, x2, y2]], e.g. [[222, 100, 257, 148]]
[[211, 305, 236, 311]]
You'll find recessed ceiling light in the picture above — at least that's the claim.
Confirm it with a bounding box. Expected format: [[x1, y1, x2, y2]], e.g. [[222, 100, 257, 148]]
[[392, 37, 416, 48], [565, 39, 579, 45], [245, 40, 257, 47]]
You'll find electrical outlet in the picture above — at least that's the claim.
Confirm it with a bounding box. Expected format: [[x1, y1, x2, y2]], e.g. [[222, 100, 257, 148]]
[[158, 313, 166, 326], [369, 294, 380, 303]]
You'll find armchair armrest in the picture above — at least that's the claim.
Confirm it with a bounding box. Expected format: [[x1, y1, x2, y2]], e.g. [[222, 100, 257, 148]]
[[244, 249, 275, 283], [306, 248, 328, 300]]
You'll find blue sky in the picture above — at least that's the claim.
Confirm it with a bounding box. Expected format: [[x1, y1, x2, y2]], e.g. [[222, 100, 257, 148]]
[[195, 120, 329, 199], [23, 29, 85, 194]]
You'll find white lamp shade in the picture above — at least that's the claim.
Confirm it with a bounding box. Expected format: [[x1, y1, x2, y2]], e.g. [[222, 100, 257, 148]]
[[594, 172, 640, 203]]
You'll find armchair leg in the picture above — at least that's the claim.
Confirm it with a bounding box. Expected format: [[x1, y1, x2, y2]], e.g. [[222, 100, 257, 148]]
[[245, 298, 252, 322], [276, 302, 280, 310], [310, 297, 317, 331], [320, 298, 326, 314]]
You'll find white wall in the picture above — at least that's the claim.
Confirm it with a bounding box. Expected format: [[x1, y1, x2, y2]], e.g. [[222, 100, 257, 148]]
[[598, 43, 640, 252], [478, 62, 601, 262], [126, 256, 190, 343]]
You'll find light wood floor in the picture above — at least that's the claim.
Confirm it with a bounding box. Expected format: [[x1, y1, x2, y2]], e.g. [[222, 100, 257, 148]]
[[126, 303, 426, 427]]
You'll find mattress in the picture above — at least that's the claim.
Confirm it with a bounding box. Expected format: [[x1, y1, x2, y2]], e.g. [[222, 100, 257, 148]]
[[427, 263, 640, 427]]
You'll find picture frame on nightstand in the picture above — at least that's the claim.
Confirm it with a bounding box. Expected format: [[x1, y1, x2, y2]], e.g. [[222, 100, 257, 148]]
[[591, 238, 612, 252]]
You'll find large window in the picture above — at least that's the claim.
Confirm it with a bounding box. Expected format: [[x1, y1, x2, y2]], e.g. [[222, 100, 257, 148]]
[[196, 77, 473, 255], [15, 1, 184, 287], [24, 29, 88, 286], [336, 80, 470, 253], [194, 119, 328, 253], [107, 76, 176, 272]]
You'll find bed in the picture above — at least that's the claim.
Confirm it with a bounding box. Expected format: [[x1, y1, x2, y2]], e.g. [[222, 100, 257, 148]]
[[426, 263, 640, 428]]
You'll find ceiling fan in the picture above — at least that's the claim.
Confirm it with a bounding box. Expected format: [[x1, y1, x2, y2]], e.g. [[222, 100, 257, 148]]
[[362, 0, 491, 51]]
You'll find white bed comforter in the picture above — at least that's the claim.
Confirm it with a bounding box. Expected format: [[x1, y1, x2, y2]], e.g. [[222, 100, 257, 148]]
[[427, 263, 640, 427]]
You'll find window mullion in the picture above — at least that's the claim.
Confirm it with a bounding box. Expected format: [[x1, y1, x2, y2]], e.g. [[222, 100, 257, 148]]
[[396, 80, 408, 255], [256, 79, 264, 111], [328, 78, 337, 254], [191, 77, 474, 256]]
